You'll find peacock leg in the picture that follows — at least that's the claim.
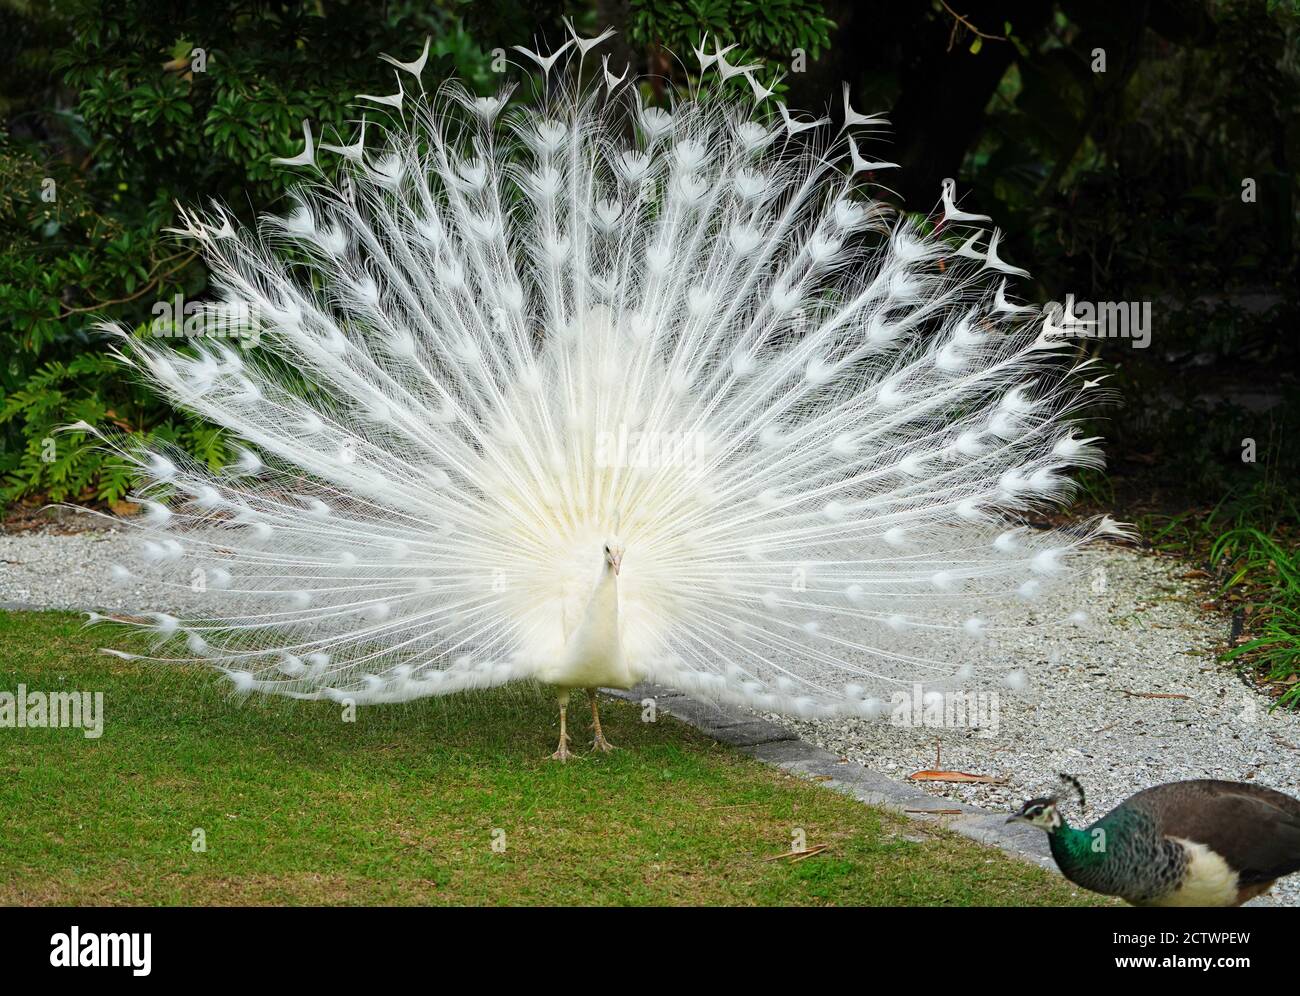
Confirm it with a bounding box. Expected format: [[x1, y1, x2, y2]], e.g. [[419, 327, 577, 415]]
[[587, 687, 617, 752], [549, 690, 575, 761]]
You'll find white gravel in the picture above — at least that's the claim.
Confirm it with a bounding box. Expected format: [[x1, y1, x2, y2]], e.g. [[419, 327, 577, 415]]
[[4, 512, 1299, 906]]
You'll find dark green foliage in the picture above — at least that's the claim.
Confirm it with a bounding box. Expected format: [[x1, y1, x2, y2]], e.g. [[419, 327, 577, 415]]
[[628, 0, 834, 67], [0, 0, 495, 506]]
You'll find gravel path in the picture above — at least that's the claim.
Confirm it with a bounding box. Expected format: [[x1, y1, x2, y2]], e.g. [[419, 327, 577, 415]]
[[0, 514, 216, 616], [4, 512, 1299, 906]]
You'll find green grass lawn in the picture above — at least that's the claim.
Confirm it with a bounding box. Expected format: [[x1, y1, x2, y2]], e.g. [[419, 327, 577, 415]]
[[0, 611, 1104, 906]]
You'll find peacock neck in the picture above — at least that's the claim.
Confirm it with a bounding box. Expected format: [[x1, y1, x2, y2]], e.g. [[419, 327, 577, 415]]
[[584, 561, 619, 631], [541, 553, 631, 690]]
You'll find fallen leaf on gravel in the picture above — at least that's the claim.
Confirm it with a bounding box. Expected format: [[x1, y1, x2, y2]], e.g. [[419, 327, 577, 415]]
[[907, 769, 1007, 784]]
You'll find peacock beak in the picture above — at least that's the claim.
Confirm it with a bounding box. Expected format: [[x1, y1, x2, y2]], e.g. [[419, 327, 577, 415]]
[[611, 553, 622, 575]]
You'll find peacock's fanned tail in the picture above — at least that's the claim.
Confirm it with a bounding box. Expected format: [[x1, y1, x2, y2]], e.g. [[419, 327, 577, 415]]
[[81, 27, 1126, 717]]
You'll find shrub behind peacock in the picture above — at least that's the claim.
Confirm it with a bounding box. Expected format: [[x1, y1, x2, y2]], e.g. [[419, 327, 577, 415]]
[[80, 27, 1124, 757]]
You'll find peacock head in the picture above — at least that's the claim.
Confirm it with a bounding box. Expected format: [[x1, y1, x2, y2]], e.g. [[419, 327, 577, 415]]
[[1007, 797, 1063, 831], [603, 537, 625, 576]]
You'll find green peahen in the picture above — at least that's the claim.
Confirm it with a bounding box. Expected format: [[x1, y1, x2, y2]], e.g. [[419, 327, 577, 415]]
[[1010, 776, 1300, 906]]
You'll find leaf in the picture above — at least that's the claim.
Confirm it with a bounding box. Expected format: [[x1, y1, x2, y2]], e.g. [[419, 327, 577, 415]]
[[969, 37, 983, 55], [907, 769, 1007, 784]]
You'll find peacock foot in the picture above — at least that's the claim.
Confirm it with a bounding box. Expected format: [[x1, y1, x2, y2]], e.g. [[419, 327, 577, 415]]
[[590, 734, 618, 753], [548, 736, 579, 761]]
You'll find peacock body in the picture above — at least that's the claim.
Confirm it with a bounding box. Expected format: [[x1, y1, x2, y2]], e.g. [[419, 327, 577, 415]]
[[80, 27, 1122, 754]]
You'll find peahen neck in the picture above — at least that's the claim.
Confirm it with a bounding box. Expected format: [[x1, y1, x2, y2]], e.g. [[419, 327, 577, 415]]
[[1045, 807, 1168, 902], [1046, 818, 1102, 875]]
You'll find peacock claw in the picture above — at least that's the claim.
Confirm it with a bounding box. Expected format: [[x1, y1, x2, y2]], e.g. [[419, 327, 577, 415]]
[[549, 734, 581, 761], [590, 736, 618, 753]]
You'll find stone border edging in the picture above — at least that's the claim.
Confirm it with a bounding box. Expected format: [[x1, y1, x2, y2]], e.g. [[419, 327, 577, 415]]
[[604, 682, 1059, 875]]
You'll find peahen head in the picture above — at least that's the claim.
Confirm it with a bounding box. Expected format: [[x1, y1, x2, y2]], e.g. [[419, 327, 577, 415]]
[[603, 537, 625, 576], [1008, 773, 1086, 832], [1007, 797, 1063, 831]]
